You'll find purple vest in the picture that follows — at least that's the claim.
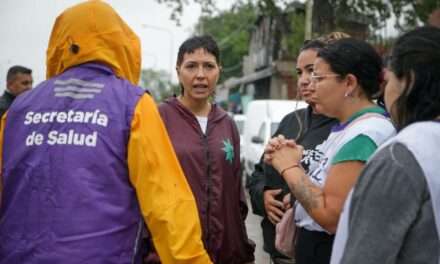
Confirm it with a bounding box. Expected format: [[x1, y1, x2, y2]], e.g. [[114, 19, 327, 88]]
[[0, 63, 144, 264]]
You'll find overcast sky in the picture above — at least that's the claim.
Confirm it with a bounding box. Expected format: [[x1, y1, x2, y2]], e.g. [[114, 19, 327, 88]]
[[0, 0, 234, 91]]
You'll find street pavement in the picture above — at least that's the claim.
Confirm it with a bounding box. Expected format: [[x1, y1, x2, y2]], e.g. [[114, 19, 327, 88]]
[[245, 196, 271, 264]]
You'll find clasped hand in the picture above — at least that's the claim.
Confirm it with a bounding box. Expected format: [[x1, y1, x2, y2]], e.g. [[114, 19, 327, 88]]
[[264, 134, 304, 173]]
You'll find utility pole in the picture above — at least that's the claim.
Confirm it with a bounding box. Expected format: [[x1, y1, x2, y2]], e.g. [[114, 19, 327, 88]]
[[305, 0, 313, 40]]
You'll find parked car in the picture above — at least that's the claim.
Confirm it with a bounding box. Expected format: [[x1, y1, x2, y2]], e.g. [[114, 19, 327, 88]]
[[242, 100, 307, 179]]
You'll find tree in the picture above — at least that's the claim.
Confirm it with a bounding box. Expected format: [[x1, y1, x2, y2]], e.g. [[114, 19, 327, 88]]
[[156, 0, 440, 32], [194, 2, 257, 80], [389, 0, 440, 30], [155, 0, 217, 26], [140, 68, 179, 102]]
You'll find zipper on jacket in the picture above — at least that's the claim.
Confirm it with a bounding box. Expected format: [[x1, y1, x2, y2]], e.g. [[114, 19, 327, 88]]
[[131, 219, 143, 264], [202, 133, 212, 250]]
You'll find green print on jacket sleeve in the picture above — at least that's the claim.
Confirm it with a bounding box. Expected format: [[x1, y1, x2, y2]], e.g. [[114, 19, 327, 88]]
[[222, 138, 234, 164]]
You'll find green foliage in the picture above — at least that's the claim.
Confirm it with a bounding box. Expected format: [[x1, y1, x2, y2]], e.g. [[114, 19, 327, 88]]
[[388, 0, 440, 30], [330, 0, 438, 32], [157, 0, 440, 32], [140, 68, 179, 102], [155, 0, 218, 26], [194, 2, 257, 80], [284, 11, 305, 59], [337, 0, 390, 29]]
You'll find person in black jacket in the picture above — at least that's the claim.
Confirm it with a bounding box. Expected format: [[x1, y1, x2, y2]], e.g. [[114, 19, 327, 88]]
[[0, 65, 33, 117], [247, 36, 344, 263]]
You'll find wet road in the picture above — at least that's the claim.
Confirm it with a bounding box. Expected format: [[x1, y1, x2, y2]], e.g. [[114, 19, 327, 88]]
[[245, 196, 271, 264]]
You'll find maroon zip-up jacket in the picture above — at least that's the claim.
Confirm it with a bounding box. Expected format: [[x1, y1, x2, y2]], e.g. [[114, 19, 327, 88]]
[[159, 97, 255, 264]]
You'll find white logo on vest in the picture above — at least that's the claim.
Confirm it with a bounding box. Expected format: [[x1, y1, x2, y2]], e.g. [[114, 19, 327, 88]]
[[24, 109, 108, 147]]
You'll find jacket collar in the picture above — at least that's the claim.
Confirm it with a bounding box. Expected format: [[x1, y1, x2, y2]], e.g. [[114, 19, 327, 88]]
[[164, 96, 227, 124], [67, 62, 115, 75], [2, 90, 16, 102]]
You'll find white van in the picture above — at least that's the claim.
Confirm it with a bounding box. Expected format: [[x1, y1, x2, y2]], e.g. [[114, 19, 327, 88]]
[[242, 100, 307, 178]]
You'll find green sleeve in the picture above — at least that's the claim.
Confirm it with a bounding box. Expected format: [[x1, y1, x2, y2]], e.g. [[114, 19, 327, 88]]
[[331, 135, 378, 164]]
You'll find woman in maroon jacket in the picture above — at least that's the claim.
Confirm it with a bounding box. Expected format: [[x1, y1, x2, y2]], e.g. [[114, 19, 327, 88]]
[[159, 35, 255, 264]]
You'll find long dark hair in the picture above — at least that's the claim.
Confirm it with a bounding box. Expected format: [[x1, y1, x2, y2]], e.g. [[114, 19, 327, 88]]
[[389, 26, 440, 130]]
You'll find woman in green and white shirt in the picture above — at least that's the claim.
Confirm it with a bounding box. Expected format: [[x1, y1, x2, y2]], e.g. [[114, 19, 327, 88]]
[[331, 26, 440, 264], [264, 38, 396, 264]]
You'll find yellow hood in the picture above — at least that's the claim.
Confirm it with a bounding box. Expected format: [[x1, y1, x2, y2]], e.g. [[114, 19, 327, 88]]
[[46, 0, 141, 85]]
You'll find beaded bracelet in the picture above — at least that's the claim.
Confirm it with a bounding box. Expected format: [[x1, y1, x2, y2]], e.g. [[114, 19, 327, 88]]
[[280, 163, 300, 177]]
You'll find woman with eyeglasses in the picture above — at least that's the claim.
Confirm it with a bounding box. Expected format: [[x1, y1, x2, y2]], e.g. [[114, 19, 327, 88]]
[[331, 26, 440, 264], [264, 38, 396, 264], [247, 33, 353, 264]]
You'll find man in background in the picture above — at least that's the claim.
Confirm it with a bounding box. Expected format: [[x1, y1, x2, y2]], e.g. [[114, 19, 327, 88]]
[[0, 65, 33, 116]]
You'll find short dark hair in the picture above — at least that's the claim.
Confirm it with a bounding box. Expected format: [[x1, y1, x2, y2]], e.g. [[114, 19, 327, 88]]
[[7, 65, 32, 82], [176, 35, 220, 95], [389, 26, 440, 130], [317, 38, 383, 100], [176, 35, 220, 66]]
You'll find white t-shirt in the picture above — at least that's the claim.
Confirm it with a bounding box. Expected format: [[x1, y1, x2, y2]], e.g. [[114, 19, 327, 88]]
[[296, 112, 395, 233], [196, 116, 208, 134]]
